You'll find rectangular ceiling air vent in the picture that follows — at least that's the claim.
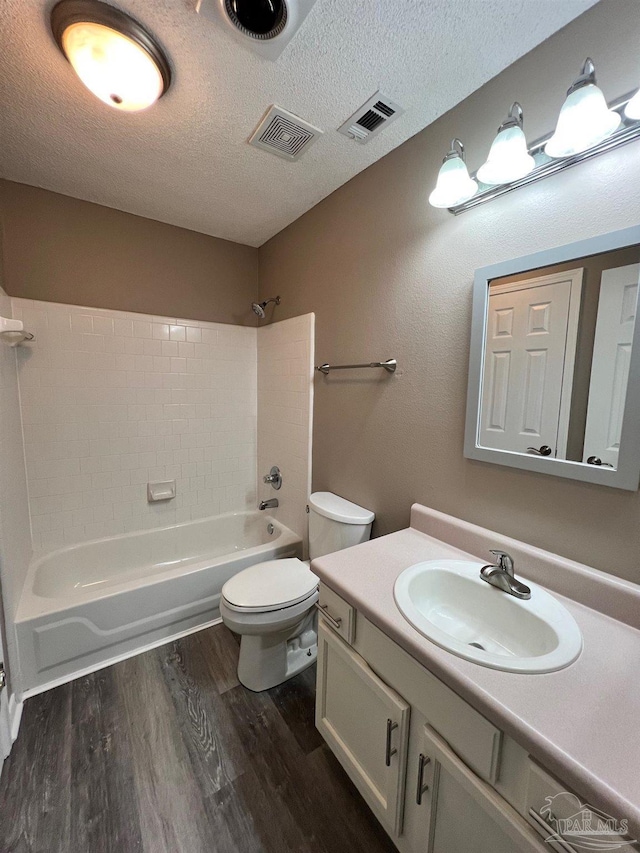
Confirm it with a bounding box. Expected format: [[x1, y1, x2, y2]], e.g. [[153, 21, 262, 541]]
[[248, 105, 323, 161], [338, 92, 404, 144]]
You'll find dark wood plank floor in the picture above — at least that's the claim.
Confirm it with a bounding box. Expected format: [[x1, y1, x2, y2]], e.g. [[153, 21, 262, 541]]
[[0, 624, 397, 853]]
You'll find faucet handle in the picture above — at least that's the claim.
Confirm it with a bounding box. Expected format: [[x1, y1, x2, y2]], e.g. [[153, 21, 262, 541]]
[[489, 549, 514, 575], [263, 466, 282, 490]]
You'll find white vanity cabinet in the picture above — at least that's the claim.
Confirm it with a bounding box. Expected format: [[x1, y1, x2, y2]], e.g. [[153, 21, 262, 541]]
[[315, 622, 410, 836], [315, 585, 554, 853]]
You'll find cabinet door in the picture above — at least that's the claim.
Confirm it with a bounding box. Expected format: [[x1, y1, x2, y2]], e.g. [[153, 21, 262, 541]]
[[413, 725, 547, 853], [316, 622, 410, 837], [526, 761, 635, 852]]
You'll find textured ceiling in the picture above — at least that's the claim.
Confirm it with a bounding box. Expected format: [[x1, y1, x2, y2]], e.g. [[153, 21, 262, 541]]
[[0, 0, 597, 246]]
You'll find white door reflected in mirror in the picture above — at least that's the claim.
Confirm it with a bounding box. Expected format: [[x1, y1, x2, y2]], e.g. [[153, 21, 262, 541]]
[[465, 225, 640, 490], [477, 250, 640, 474], [583, 264, 639, 469], [480, 269, 583, 459]]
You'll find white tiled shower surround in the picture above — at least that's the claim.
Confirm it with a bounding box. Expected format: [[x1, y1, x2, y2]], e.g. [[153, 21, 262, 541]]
[[258, 314, 314, 554], [13, 299, 258, 552], [10, 299, 313, 554]]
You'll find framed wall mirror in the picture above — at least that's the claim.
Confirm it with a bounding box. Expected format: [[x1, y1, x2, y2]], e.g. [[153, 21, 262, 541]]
[[465, 225, 640, 490]]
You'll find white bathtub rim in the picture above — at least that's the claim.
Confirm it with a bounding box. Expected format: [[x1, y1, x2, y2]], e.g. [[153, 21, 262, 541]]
[[29, 508, 282, 568], [17, 512, 299, 622], [18, 526, 298, 621]]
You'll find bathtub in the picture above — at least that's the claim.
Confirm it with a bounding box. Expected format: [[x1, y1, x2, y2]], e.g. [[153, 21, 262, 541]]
[[15, 511, 301, 695]]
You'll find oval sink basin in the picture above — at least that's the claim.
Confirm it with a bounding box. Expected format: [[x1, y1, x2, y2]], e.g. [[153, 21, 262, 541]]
[[394, 560, 582, 673]]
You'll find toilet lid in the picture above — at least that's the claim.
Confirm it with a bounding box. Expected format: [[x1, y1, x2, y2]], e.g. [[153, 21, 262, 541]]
[[222, 558, 319, 611]]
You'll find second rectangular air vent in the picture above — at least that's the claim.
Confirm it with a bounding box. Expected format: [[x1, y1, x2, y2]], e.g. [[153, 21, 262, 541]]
[[338, 92, 404, 144]]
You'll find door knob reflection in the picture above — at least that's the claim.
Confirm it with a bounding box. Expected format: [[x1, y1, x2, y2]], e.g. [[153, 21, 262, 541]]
[[527, 445, 553, 456]]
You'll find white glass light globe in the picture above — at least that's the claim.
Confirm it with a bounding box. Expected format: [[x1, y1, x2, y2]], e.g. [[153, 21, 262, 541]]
[[477, 125, 535, 185], [545, 83, 620, 158], [62, 21, 164, 111], [625, 89, 640, 121], [429, 156, 478, 208]]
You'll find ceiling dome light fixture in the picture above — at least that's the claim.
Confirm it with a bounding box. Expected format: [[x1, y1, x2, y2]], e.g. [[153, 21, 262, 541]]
[[51, 0, 171, 112], [545, 58, 620, 158], [428, 138, 478, 209], [477, 102, 535, 186]]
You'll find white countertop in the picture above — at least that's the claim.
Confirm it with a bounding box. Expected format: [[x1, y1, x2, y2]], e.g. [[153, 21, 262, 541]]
[[311, 505, 640, 840]]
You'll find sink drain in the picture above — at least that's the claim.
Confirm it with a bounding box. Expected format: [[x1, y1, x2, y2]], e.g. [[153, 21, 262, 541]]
[[469, 642, 485, 650]]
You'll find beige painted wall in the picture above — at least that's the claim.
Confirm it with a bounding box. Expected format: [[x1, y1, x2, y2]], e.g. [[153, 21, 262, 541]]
[[0, 180, 258, 325], [259, 0, 640, 583]]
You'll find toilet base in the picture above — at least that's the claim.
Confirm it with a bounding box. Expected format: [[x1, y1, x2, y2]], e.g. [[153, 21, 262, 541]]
[[237, 611, 318, 692]]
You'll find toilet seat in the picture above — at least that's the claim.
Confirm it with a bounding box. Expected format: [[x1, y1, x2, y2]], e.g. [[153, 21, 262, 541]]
[[221, 558, 319, 613]]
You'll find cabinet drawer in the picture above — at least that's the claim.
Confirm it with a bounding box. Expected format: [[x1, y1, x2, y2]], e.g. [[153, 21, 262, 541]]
[[356, 616, 502, 783], [526, 761, 633, 852], [317, 583, 356, 645]]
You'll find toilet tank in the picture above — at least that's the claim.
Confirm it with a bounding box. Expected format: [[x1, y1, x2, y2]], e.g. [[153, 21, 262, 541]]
[[308, 492, 375, 560]]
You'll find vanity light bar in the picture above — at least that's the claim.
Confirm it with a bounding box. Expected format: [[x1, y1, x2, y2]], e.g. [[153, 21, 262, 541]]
[[449, 90, 640, 214]]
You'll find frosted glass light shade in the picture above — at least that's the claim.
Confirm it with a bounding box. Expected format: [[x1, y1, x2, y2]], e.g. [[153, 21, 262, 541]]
[[545, 84, 620, 158], [61, 21, 164, 111], [477, 125, 535, 185], [429, 156, 478, 208], [625, 88, 640, 121]]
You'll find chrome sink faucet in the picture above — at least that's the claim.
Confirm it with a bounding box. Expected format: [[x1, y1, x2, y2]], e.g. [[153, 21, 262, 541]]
[[480, 549, 531, 600]]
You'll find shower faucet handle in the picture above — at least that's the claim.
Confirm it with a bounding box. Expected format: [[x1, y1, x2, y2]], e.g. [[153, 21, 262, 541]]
[[263, 466, 282, 490]]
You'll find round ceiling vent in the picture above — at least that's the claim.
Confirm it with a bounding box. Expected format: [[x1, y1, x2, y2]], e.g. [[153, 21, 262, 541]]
[[224, 0, 288, 41]]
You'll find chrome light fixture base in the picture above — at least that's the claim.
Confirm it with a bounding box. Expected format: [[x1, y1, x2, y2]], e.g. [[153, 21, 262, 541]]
[[566, 57, 597, 96], [449, 90, 640, 215], [497, 101, 525, 132]]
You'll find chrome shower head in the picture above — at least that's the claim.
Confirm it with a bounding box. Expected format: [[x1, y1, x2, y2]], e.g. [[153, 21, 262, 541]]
[[251, 296, 280, 319]]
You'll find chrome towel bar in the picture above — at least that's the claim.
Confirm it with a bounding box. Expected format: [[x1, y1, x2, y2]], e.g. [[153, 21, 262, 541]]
[[316, 358, 397, 375]]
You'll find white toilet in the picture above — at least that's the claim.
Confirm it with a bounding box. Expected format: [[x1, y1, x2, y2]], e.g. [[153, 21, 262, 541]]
[[220, 491, 374, 691]]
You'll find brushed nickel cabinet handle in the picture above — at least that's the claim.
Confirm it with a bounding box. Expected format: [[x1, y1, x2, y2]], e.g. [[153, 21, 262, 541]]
[[528, 809, 580, 853], [314, 602, 342, 630], [385, 718, 398, 767], [415, 753, 431, 804]]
